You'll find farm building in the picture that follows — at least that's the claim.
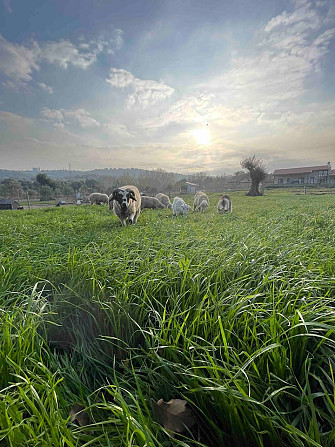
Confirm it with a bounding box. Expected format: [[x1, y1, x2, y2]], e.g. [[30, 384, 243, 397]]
[[185, 182, 199, 194], [0, 199, 21, 210], [273, 162, 333, 185]]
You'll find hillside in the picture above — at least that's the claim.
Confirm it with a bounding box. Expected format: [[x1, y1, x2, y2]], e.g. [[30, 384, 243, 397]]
[[0, 167, 186, 181]]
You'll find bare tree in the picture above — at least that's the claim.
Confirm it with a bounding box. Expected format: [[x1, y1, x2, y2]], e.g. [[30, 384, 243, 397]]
[[240, 155, 267, 196]]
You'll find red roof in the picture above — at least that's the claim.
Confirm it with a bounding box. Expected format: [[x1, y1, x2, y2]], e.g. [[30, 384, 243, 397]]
[[273, 165, 329, 175], [330, 170, 335, 176]]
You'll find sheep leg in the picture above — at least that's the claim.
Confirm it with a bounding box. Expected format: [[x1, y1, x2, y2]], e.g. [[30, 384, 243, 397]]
[[133, 210, 140, 224], [128, 212, 136, 225]]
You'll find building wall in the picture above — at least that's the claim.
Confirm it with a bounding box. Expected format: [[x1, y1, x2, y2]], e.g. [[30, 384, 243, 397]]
[[186, 184, 196, 194], [274, 169, 330, 185]]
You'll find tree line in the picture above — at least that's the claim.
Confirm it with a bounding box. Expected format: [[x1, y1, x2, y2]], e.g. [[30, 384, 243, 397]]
[[0, 156, 268, 201]]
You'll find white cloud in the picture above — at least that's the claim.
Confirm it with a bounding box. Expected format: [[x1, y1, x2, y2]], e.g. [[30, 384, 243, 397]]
[[0, 30, 124, 89], [140, 1, 335, 141], [263, 1, 320, 34], [40, 107, 64, 128], [0, 35, 40, 86], [104, 121, 135, 137], [106, 68, 175, 108], [140, 93, 213, 128], [41, 39, 98, 69], [63, 108, 101, 128], [41, 31, 124, 70], [40, 107, 101, 128], [198, 0, 335, 112], [37, 82, 53, 94]]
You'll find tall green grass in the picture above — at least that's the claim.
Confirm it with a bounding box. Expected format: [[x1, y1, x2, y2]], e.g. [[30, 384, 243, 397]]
[[0, 191, 335, 446]]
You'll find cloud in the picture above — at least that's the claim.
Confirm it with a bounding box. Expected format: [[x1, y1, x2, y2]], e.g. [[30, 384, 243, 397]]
[[40, 107, 101, 128], [42, 39, 98, 69], [1, 109, 334, 174], [263, 1, 320, 33], [37, 82, 53, 94], [106, 68, 175, 108], [64, 109, 101, 128], [0, 35, 40, 86], [3, 0, 12, 13], [0, 30, 124, 89], [103, 121, 135, 137], [197, 1, 335, 111], [40, 107, 65, 128], [139, 93, 213, 130], [41, 31, 124, 70], [139, 1, 335, 143]]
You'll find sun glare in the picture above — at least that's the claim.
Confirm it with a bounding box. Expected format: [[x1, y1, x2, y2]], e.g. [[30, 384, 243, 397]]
[[191, 128, 211, 145]]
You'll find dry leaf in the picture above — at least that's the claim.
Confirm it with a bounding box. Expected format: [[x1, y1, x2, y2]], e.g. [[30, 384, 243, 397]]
[[153, 398, 196, 435], [69, 404, 91, 427]]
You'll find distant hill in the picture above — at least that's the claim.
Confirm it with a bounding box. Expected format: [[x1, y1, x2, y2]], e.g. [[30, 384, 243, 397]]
[[0, 168, 186, 181]]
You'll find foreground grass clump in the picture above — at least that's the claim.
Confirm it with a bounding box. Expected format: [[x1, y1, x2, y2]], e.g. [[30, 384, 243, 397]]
[[1, 191, 335, 446]]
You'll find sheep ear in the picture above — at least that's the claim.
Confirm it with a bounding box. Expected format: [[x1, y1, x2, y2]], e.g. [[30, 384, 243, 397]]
[[128, 190, 136, 201]]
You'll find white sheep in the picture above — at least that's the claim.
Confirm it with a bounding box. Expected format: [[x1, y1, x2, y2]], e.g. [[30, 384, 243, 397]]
[[141, 196, 165, 210], [109, 185, 141, 226], [155, 193, 172, 209], [89, 192, 109, 205], [217, 194, 232, 213], [172, 197, 192, 216], [193, 191, 210, 212]]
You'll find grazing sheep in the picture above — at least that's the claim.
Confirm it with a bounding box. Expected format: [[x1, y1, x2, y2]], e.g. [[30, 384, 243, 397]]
[[172, 197, 192, 216], [109, 185, 141, 226], [193, 191, 210, 212], [217, 194, 232, 214], [141, 196, 165, 210], [155, 193, 172, 209], [89, 192, 109, 205]]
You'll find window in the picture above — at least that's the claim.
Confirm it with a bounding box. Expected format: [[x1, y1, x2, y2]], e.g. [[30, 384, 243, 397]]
[[287, 178, 290, 183], [278, 178, 283, 184]]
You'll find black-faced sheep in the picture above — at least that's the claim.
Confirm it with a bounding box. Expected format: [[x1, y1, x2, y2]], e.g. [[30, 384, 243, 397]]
[[217, 194, 232, 213], [89, 192, 109, 205], [109, 185, 141, 226], [155, 193, 172, 209], [141, 196, 165, 210]]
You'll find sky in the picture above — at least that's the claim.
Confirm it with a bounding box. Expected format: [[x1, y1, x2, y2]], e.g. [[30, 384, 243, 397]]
[[0, 0, 334, 175]]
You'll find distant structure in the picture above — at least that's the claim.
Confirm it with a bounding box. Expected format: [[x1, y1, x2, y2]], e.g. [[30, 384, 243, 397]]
[[273, 162, 334, 185], [32, 167, 40, 172], [185, 181, 199, 194], [0, 199, 21, 210]]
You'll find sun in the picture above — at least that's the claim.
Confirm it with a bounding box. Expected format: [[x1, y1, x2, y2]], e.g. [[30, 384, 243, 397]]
[[190, 127, 211, 145]]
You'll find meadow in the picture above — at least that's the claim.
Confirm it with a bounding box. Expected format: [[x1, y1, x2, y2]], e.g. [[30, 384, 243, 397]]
[[1, 191, 335, 446]]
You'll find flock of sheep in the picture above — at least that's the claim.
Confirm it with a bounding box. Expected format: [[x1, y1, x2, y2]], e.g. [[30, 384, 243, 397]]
[[89, 186, 232, 227]]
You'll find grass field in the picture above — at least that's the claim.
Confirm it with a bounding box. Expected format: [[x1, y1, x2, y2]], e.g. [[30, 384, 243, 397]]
[[1, 191, 335, 446]]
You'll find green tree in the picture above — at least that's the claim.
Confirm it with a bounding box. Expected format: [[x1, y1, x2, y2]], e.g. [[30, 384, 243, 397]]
[[59, 182, 74, 200], [0, 179, 23, 199], [70, 181, 83, 192], [36, 173, 56, 189], [85, 178, 101, 191], [39, 185, 54, 201]]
